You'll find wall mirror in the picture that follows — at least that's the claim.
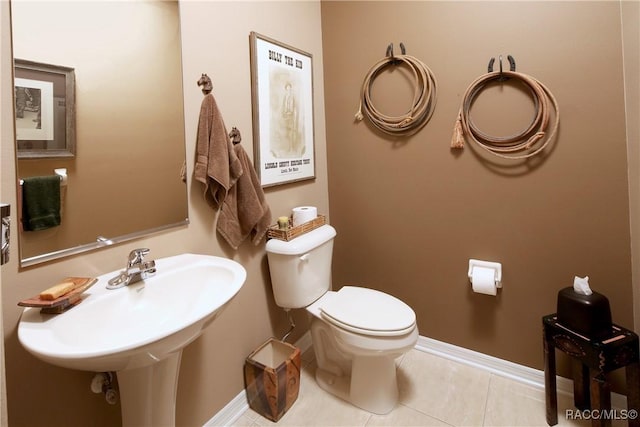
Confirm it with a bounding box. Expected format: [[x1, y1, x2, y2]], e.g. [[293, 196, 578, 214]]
[[11, 0, 189, 267]]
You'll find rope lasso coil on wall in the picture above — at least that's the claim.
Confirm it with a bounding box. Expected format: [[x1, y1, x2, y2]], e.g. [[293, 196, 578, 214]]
[[355, 45, 437, 136], [451, 66, 560, 160]]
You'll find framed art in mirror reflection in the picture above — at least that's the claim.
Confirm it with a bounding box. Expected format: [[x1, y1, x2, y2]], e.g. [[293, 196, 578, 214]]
[[14, 59, 75, 159]]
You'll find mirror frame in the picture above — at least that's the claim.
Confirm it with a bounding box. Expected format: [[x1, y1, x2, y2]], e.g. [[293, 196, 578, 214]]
[[20, 220, 189, 268], [14, 58, 76, 159]]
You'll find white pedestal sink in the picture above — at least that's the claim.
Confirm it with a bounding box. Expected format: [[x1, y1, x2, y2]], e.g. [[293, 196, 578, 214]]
[[18, 253, 247, 427]]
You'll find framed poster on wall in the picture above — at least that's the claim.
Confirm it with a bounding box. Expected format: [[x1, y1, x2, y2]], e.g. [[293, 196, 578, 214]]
[[250, 32, 315, 187]]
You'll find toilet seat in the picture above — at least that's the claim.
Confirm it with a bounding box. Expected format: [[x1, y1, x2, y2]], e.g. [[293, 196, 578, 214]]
[[319, 286, 416, 337]]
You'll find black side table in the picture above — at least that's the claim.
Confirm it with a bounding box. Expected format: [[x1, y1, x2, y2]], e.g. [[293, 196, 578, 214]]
[[543, 314, 640, 427]]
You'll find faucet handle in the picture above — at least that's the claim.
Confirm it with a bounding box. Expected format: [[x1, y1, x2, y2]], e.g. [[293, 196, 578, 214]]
[[128, 248, 150, 264], [140, 260, 157, 280]]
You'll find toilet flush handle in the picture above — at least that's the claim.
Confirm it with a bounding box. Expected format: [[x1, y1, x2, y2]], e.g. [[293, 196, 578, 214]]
[[299, 253, 310, 263]]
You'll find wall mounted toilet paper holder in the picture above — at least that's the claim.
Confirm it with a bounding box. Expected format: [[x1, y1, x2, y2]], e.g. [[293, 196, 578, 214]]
[[468, 259, 502, 288]]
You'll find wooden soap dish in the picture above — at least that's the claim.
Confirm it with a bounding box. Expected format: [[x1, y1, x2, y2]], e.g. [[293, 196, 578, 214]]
[[18, 277, 97, 314]]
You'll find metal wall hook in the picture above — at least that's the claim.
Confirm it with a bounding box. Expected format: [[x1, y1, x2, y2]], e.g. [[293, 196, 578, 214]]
[[487, 54, 516, 81], [386, 43, 393, 58], [386, 42, 407, 63]]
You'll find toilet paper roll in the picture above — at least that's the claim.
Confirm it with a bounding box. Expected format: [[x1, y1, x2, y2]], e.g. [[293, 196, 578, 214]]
[[292, 206, 317, 227], [471, 266, 497, 296]]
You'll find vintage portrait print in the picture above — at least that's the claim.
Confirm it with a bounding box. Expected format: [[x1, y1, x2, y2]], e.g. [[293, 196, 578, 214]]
[[250, 32, 315, 187], [15, 77, 54, 141]]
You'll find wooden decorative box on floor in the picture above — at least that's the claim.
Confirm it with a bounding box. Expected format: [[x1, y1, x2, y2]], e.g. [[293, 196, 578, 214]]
[[244, 338, 301, 422]]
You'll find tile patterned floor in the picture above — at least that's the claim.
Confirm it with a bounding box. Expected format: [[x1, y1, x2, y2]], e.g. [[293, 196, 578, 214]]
[[232, 348, 629, 427]]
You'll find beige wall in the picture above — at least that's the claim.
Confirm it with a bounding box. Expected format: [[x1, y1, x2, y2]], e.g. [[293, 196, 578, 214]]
[[1, 1, 327, 426], [322, 0, 635, 375], [622, 0, 640, 331]]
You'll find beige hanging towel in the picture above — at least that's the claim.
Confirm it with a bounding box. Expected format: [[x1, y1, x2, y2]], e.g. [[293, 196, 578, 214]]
[[194, 93, 242, 209], [216, 143, 272, 250]]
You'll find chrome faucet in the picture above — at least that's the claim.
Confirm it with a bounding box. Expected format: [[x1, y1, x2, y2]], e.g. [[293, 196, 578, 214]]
[[107, 248, 157, 289]]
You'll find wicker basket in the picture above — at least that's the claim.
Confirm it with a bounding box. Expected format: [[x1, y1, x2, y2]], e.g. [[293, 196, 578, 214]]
[[267, 215, 326, 241]]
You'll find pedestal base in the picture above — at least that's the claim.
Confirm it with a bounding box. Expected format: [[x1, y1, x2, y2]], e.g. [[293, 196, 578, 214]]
[[117, 351, 182, 427]]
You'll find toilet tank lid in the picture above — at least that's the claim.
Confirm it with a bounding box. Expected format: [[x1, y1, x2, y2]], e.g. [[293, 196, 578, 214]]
[[266, 224, 336, 255]]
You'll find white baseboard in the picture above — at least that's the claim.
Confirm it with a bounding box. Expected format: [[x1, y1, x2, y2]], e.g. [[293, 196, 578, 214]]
[[415, 335, 572, 394], [204, 333, 626, 426], [203, 392, 250, 427], [416, 336, 626, 408]]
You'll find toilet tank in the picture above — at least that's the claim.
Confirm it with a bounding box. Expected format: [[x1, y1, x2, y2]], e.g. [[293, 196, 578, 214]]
[[266, 225, 337, 309]]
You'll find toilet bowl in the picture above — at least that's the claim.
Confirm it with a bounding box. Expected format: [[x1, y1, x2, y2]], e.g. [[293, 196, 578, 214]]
[[307, 286, 418, 414], [265, 224, 418, 414]]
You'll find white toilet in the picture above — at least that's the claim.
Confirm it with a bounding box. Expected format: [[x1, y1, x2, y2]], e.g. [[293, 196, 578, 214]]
[[266, 224, 418, 414]]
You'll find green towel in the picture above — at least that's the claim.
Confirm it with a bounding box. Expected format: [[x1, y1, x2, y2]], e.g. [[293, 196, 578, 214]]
[[22, 176, 61, 231]]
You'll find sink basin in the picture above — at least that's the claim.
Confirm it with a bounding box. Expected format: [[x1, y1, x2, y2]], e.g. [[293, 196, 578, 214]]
[[18, 253, 246, 426]]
